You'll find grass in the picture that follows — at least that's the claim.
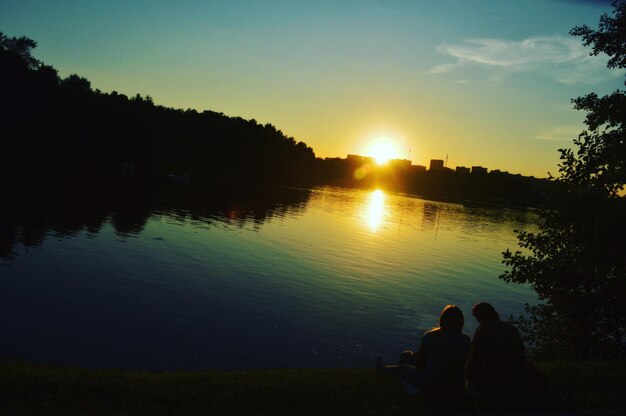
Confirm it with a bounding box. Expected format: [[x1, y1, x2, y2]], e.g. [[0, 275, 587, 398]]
[[1, 360, 625, 415], [539, 359, 626, 411]]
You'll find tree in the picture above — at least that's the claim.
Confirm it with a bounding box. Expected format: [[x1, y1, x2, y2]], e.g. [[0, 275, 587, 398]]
[[501, 1, 626, 360], [0, 31, 40, 69]]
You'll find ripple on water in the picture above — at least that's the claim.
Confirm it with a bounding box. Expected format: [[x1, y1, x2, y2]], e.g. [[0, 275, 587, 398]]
[[0, 185, 537, 370]]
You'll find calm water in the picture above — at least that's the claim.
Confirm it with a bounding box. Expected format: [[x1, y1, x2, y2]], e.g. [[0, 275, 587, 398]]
[[1, 182, 537, 370]]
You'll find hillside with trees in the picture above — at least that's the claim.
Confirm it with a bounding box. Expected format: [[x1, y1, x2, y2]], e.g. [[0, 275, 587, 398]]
[[0, 32, 317, 187]]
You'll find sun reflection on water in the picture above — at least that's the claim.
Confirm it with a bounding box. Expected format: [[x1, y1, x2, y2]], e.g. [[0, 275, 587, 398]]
[[367, 189, 385, 231]]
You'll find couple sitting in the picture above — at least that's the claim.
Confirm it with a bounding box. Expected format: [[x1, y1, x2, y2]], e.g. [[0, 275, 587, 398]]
[[376, 302, 527, 394]]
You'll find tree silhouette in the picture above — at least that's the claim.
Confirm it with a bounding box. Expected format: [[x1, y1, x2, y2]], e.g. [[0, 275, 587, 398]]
[[501, 1, 626, 359], [0, 32, 40, 69], [0, 31, 318, 187]]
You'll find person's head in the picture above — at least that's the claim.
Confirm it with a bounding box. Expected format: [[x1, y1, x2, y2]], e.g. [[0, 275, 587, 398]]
[[439, 304, 464, 332], [472, 302, 500, 324]]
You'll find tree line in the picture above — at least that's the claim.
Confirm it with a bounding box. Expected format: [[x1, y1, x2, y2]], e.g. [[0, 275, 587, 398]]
[[2, 31, 552, 207], [0, 32, 317, 187]]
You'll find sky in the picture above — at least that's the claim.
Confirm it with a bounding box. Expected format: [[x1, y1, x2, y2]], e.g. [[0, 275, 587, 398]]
[[1, 0, 622, 177]]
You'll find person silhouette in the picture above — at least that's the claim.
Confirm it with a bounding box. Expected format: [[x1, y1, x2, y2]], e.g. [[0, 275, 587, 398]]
[[466, 302, 527, 391], [376, 304, 470, 393]]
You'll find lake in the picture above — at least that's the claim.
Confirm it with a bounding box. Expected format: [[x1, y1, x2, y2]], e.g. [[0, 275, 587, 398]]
[[0, 181, 538, 370]]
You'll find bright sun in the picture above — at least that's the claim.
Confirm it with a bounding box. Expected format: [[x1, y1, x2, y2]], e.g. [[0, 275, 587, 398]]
[[364, 137, 400, 165]]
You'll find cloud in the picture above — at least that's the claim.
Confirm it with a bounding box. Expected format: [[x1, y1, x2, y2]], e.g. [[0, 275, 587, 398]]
[[427, 63, 460, 74], [431, 35, 619, 85], [437, 36, 583, 68], [535, 126, 583, 141]]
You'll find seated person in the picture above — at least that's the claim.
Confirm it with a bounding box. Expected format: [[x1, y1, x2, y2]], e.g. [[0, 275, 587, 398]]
[[466, 302, 527, 391], [377, 304, 471, 393]]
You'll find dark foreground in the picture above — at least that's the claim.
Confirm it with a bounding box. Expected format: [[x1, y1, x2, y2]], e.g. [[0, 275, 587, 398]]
[[1, 360, 624, 415]]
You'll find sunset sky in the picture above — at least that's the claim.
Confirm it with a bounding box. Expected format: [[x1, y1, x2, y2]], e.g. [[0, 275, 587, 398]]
[[2, 0, 622, 177]]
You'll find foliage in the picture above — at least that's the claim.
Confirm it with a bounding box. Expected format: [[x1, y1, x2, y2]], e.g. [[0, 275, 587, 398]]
[[0, 31, 40, 69], [501, 1, 626, 359], [539, 358, 626, 410], [0, 32, 317, 187]]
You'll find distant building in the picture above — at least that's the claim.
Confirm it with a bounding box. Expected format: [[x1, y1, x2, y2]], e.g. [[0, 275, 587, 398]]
[[471, 166, 488, 174], [389, 159, 411, 170], [410, 165, 427, 173], [455, 166, 470, 174], [346, 154, 375, 165], [490, 169, 512, 177], [429, 159, 445, 171], [363, 156, 375, 165]]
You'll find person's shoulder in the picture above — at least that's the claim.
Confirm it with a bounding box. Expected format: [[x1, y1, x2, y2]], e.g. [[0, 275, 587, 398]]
[[424, 327, 442, 337], [502, 321, 523, 339], [420, 327, 440, 346], [484, 320, 523, 340], [447, 331, 471, 346], [503, 320, 520, 331], [429, 328, 470, 342], [493, 320, 519, 333]]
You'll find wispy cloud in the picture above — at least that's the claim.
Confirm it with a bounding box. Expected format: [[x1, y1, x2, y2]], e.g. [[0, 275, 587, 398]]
[[430, 35, 620, 85], [535, 126, 582, 141], [428, 63, 460, 74]]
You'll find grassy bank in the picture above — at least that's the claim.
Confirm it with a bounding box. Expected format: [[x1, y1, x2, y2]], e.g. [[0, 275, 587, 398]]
[[1, 360, 625, 415]]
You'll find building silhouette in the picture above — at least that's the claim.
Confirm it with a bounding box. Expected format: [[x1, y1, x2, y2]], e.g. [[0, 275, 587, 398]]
[[471, 166, 488, 174], [429, 159, 445, 171], [389, 158, 411, 170]]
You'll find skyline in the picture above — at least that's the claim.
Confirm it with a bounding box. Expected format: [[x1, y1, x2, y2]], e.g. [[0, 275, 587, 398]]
[[1, 0, 623, 177]]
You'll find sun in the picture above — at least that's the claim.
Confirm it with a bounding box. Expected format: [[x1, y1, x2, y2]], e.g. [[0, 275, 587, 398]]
[[364, 137, 401, 165]]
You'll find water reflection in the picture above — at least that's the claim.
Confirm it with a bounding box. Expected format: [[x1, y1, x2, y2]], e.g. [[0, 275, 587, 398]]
[[367, 189, 385, 232], [0, 184, 541, 371], [421, 201, 441, 234], [0, 179, 312, 261]]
